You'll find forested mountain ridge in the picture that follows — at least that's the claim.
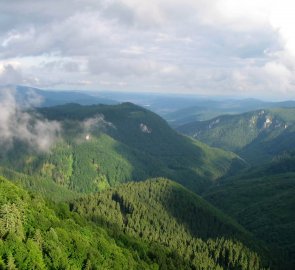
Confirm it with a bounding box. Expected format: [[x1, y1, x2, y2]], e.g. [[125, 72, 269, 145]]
[[203, 154, 295, 269], [71, 178, 269, 269], [175, 108, 295, 269], [1, 100, 293, 269], [0, 175, 269, 269], [177, 108, 295, 164], [1, 102, 245, 196]]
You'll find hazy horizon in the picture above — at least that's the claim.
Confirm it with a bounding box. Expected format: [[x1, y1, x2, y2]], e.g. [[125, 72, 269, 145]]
[[4, 84, 295, 103]]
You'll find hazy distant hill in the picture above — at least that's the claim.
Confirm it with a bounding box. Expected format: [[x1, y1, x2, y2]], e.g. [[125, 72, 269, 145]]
[[159, 99, 295, 127], [92, 91, 295, 127], [3, 85, 118, 106], [177, 108, 295, 164]]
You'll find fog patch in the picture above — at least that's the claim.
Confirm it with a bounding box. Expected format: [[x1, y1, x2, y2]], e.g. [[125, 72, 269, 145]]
[[140, 123, 152, 134], [81, 115, 115, 140], [0, 87, 61, 152]]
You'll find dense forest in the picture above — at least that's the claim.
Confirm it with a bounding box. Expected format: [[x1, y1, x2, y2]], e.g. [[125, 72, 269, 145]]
[[0, 102, 294, 269], [204, 153, 295, 269], [71, 178, 269, 269], [0, 176, 269, 269], [0, 103, 244, 195], [0, 176, 185, 269]]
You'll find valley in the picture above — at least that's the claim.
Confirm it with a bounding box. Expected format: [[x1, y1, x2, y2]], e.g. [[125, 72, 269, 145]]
[[0, 89, 293, 269]]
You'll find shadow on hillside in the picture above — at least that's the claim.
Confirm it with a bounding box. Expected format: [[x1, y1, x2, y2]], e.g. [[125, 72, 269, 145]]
[[161, 183, 246, 241], [112, 135, 214, 194], [240, 127, 295, 166]]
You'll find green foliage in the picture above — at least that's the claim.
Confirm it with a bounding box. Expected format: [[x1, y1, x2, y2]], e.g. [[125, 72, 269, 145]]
[[204, 157, 295, 270], [72, 178, 268, 270], [0, 103, 244, 195], [0, 102, 291, 269], [0, 174, 268, 270], [0, 167, 78, 202], [69, 135, 135, 192], [0, 176, 187, 270]]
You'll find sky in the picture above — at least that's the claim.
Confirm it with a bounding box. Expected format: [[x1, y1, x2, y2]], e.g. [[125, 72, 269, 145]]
[[1, 0, 295, 99]]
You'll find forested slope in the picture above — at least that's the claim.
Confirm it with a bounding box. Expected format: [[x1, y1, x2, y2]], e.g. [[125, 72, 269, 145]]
[[204, 154, 295, 269], [0, 176, 270, 269], [177, 108, 295, 164], [72, 178, 269, 270], [0, 103, 244, 195], [0, 177, 168, 269]]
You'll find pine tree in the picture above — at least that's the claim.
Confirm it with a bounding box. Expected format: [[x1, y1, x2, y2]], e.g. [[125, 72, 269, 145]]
[[6, 253, 17, 270]]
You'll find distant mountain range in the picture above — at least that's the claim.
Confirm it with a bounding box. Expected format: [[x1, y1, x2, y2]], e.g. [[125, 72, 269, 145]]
[[2, 85, 117, 106], [3, 85, 295, 127], [87, 91, 295, 126], [163, 99, 295, 127], [177, 108, 295, 165]]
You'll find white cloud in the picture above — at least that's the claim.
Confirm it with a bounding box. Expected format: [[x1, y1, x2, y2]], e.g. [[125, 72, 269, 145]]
[[0, 0, 295, 99], [0, 63, 23, 85], [269, 0, 295, 57], [0, 88, 61, 152]]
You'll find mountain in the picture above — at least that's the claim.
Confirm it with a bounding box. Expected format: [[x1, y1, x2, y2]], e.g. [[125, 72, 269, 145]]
[[1, 102, 244, 196], [71, 178, 269, 269], [0, 97, 292, 269], [204, 154, 295, 269], [164, 99, 295, 127], [91, 92, 295, 126], [177, 108, 295, 165], [8, 86, 295, 127], [4, 85, 118, 106], [90, 91, 215, 116]]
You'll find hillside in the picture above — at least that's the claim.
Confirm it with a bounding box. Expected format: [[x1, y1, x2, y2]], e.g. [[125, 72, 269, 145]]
[[0, 103, 245, 195], [204, 154, 295, 270], [71, 178, 268, 270], [1, 100, 291, 269], [0, 166, 79, 202], [1, 176, 214, 269], [177, 108, 295, 164], [0, 175, 270, 270]]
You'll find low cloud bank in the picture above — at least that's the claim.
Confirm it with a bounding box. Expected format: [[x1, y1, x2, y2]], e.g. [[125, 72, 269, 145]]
[[0, 87, 61, 152]]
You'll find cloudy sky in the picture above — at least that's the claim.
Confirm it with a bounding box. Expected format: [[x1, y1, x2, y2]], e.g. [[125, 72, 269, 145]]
[[1, 0, 295, 99]]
